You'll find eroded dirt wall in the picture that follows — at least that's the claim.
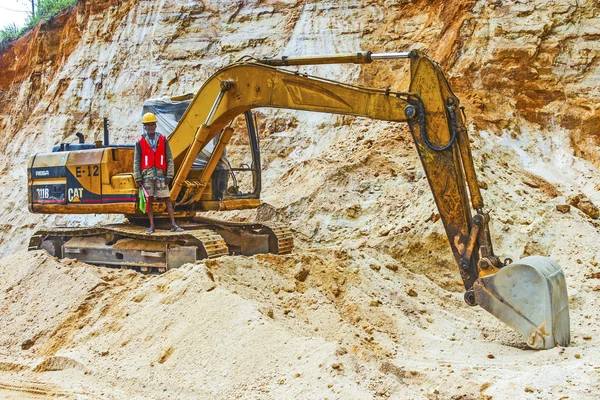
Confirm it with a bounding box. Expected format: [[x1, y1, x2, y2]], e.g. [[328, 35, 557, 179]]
[[0, 1, 600, 399], [0, 0, 598, 278]]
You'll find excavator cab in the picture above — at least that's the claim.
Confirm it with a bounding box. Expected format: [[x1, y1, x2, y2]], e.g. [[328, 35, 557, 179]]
[[112, 97, 261, 206], [142, 96, 263, 207], [187, 110, 262, 203]]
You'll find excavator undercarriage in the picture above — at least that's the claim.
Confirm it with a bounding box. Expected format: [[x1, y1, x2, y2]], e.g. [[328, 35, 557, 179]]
[[29, 217, 293, 273], [27, 50, 570, 349]]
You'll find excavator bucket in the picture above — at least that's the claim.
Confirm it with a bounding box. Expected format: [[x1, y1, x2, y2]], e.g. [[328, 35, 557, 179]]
[[473, 256, 570, 349]]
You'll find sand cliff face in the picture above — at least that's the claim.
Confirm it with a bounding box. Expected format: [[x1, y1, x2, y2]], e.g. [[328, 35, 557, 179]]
[[0, 0, 599, 398], [0, 0, 598, 255]]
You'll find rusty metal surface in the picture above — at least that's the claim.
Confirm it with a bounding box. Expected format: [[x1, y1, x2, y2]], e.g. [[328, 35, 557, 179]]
[[31, 202, 139, 214], [31, 224, 229, 269], [166, 246, 197, 269], [196, 199, 261, 211], [40, 238, 62, 258], [30, 218, 293, 272], [407, 53, 479, 290], [63, 236, 168, 269], [104, 225, 229, 259], [264, 222, 294, 254], [474, 256, 570, 349], [185, 229, 229, 259], [240, 231, 269, 256], [191, 215, 294, 255]]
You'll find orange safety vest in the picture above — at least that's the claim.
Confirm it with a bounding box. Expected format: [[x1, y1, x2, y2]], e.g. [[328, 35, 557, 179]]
[[139, 135, 167, 171]]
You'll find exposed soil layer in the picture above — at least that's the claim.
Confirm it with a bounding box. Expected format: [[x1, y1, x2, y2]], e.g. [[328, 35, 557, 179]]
[[1, 0, 599, 398]]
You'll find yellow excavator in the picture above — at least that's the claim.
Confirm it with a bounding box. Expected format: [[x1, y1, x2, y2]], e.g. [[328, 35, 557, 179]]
[[27, 50, 570, 349]]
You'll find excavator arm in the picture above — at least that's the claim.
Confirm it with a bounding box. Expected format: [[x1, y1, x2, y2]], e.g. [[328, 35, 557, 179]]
[[167, 60, 416, 204], [164, 50, 569, 349]]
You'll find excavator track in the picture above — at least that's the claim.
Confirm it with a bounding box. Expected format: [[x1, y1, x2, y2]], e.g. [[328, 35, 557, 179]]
[[191, 215, 294, 255], [29, 226, 229, 273], [28, 218, 293, 273], [103, 225, 230, 259]]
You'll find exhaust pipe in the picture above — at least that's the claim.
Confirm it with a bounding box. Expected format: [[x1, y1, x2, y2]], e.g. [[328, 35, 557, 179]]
[[76, 132, 85, 143], [103, 118, 110, 146]]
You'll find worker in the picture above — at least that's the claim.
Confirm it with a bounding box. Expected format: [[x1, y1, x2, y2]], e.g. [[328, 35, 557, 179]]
[[133, 112, 183, 234]]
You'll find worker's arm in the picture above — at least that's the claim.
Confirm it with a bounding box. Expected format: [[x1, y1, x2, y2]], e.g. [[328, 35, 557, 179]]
[[133, 140, 142, 184]]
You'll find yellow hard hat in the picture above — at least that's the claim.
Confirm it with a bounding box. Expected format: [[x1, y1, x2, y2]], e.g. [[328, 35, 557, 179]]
[[142, 112, 157, 124]]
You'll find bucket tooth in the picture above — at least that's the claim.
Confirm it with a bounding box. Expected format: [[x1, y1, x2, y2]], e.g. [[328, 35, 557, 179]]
[[473, 256, 570, 349]]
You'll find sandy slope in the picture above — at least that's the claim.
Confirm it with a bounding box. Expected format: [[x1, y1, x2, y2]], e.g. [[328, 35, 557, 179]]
[[0, 247, 599, 399], [0, 0, 600, 399]]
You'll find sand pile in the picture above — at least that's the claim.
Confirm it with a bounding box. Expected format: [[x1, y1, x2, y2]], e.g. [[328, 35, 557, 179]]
[[0, 247, 599, 399], [1, 0, 600, 398]]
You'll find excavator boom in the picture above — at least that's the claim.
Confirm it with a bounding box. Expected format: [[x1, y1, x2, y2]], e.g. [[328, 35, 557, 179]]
[[27, 50, 570, 349]]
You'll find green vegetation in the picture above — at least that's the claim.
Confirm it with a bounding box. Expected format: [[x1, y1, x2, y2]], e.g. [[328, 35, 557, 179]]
[[0, 23, 21, 46], [27, 0, 79, 30], [0, 0, 78, 47]]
